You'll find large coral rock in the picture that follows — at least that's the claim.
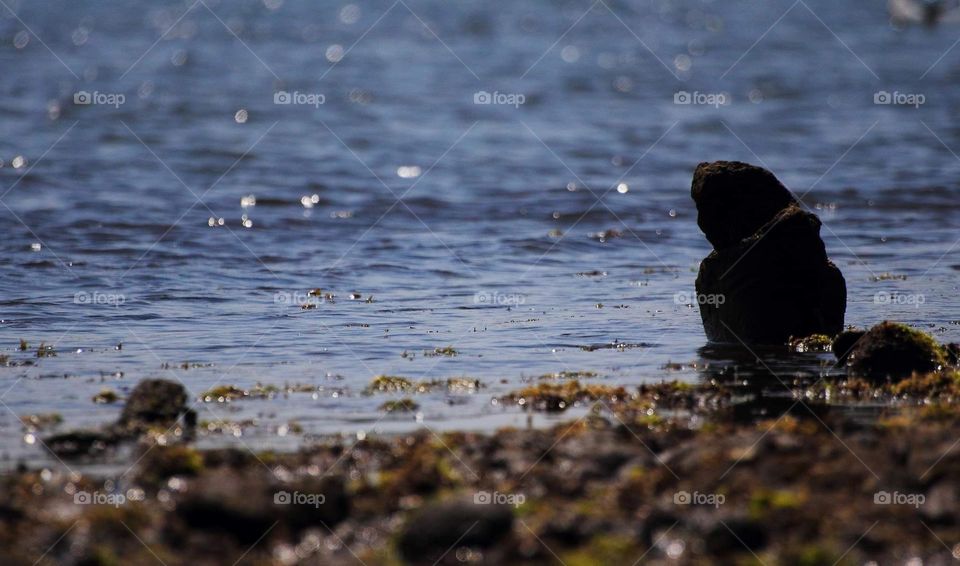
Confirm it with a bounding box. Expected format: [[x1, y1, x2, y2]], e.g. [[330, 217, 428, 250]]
[[692, 161, 846, 343]]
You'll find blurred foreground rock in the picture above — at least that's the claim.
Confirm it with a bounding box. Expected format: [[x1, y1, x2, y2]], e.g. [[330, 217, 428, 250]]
[[692, 161, 846, 343], [46, 378, 193, 457]]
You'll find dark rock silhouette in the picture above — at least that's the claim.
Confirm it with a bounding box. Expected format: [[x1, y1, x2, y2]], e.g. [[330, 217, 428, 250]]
[[692, 161, 846, 343]]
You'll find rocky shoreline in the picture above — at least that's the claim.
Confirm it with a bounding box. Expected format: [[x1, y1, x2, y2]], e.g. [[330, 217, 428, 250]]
[[5, 323, 960, 565]]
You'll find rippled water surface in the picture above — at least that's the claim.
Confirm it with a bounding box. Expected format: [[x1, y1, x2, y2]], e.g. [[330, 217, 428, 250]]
[[2, 0, 960, 467]]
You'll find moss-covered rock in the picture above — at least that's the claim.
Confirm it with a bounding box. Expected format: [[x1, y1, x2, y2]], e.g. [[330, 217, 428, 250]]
[[841, 321, 949, 381]]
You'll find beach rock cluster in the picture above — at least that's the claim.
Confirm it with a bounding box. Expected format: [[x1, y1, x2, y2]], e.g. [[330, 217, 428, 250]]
[[691, 161, 847, 343]]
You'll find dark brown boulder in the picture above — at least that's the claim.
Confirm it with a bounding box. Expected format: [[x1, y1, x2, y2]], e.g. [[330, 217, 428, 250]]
[[692, 162, 846, 344]]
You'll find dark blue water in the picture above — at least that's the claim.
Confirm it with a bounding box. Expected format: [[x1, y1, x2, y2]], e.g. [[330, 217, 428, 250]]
[[2, 0, 960, 466]]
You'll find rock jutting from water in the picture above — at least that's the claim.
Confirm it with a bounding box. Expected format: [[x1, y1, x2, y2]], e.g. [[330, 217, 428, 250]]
[[691, 161, 847, 343]]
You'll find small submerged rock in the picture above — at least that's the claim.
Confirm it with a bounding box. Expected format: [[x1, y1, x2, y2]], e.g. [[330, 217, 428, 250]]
[[691, 161, 846, 343]]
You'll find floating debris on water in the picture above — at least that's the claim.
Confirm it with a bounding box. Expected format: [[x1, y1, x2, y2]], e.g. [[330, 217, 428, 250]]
[[379, 398, 420, 412], [364, 375, 482, 394], [92, 388, 120, 404], [36, 343, 56, 358], [536, 370, 599, 380], [870, 273, 908, 281], [580, 341, 654, 352], [424, 346, 458, 357]]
